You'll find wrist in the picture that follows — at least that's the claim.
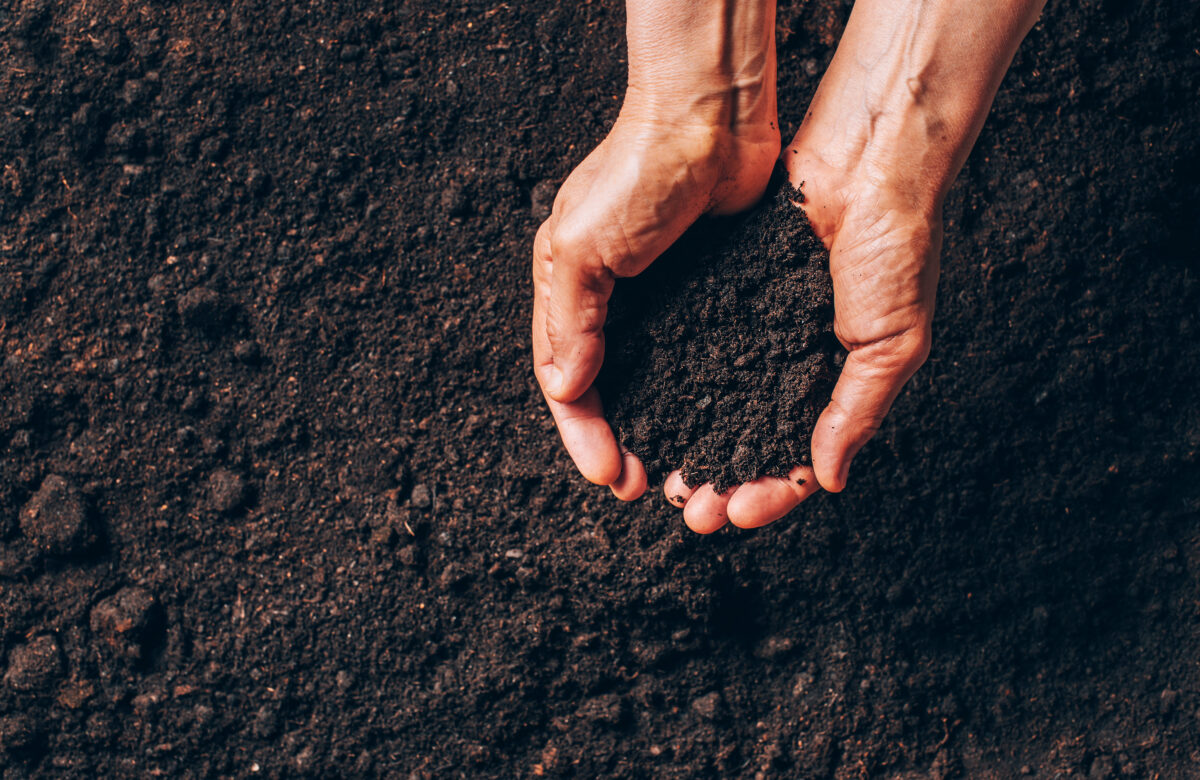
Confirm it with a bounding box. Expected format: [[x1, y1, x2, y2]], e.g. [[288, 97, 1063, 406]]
[[623, 0, 777, 136], [795, 0, 1045, 210]]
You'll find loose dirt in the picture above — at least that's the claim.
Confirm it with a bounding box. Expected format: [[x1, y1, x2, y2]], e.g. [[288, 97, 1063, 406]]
[[1, 0, 1198, 777], [600, 169, 839, 492]]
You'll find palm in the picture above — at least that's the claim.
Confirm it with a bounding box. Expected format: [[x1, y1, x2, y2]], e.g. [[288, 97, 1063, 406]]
[[669, 139, 940, 533]]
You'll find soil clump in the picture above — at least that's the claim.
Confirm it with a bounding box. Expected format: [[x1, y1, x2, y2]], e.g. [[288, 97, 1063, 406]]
[[600, 169, 840, 491]]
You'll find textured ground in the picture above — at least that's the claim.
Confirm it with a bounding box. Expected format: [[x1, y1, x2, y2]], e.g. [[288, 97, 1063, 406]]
[[1, 0, 1199, 777]]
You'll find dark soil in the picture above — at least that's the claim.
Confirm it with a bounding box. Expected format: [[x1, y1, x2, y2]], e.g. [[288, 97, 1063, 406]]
[[1, 0, 1199, 778], [600, 169, 839, 492]]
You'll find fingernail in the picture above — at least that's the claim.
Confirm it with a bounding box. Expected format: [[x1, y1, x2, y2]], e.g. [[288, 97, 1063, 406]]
[[546, 365, 564, 397]]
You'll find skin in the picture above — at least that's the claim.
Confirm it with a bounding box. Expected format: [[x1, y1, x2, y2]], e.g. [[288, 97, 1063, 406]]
[[533, 0, 1047, 533]]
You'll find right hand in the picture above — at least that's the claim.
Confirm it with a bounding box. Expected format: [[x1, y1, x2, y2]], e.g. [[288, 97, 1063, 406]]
[[532, 67, 780, 500]]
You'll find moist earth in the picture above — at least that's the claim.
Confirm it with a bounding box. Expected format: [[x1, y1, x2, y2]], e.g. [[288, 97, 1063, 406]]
[[600, 168, 840, 492], [1, 0, 1199, 778]]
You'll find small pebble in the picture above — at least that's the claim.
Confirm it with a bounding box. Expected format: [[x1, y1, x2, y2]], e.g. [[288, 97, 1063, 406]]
[[439, 562, 469, 589], [4, 635, 64, 692], [208, 469, 248, 513], [410, 484, 432, 509], [19, 474, 90, 556]]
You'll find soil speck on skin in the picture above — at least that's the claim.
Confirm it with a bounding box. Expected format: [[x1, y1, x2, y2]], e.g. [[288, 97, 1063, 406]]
[[19, 475, 91, 557], [599, 168, 840, 491]]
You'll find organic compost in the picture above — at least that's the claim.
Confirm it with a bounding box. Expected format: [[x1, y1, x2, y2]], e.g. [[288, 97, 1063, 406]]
[[1, 0, 1199, 777]]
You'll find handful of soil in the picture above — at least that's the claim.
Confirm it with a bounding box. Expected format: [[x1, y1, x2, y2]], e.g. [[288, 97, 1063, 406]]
[[597, 167, 843, 492]]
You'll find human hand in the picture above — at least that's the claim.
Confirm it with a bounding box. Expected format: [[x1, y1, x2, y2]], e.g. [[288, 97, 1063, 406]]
[[666, 128, 940, 533], [532, 0, 780, 500], [666, 0, 1045, 533]]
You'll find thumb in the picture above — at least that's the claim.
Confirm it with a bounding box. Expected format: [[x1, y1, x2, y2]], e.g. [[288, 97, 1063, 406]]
[[543, 249, 615, 403], [811, 330, 930, 492]]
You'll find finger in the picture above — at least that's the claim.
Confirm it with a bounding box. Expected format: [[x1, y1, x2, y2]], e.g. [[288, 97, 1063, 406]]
[[609, 451, 648, 501], [682, 484, 734, 535], [811, 332, 929, 492], [543, 241, 614, 403], [534, 225, 622, 486], [663, 470, 695, 508], [544, 386, 623, 487], [726, 466, 820, 529]]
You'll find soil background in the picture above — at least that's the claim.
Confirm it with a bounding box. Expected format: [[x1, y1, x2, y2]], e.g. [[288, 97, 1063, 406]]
[[1, 0, 1199, 777]]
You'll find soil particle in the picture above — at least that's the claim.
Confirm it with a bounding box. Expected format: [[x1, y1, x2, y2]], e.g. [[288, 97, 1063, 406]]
[[530, 180, 558, 220], [691, 691, 722, 719], [441, 182, 471, 218], [3, 635, 64, 692], [599, 168, 840, 491], [0, 544, 36, 580], [409, 484, 432, 509], [576, 693, 624, 726], [207, 469, 247, 514], [232, 339, 263, 364], [755, 635, 796, 660], [18, 475, 91, 557], [252, 705, 280, 739], [0, 714, 39, 754], [438, 562, 469, 589], [177, 286, 226, 331], [89, 587, 159, 659]]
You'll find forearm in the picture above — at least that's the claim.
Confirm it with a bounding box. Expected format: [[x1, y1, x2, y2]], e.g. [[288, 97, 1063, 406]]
[[625, 0, 777, 129], [795, 0, 1046, 209]]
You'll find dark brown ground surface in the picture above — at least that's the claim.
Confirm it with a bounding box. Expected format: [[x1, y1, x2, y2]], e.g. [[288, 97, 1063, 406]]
[[1, 0, 1199, 777], [600, 169, 838, 492]]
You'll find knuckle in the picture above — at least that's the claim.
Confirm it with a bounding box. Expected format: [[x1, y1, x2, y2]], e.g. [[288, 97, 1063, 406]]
[[901, 330, 932, 371], [548, 219, 591, 264]]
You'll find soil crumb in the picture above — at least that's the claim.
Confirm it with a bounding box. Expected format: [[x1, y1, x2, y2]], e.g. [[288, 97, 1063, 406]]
[[599, 167, 842, 492]]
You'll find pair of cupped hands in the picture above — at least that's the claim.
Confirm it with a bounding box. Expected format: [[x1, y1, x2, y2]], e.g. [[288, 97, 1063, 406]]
[[531, 1, 1042, 533]]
